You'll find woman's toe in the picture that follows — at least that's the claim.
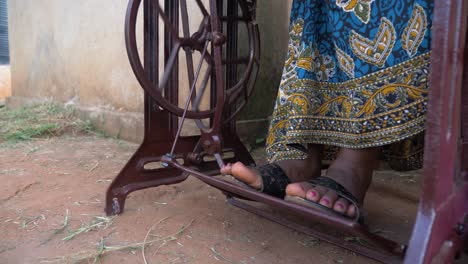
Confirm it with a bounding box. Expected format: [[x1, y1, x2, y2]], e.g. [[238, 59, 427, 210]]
[[333, 198, 349, 214], [220, 163, 232, 175], [347, 204, 356, 218], [285, 182, 313, 198], [305, 186, 327, 202], [305, 188, 320, 202], [318, 191, 338, 208], [230, 162, 262, 189]]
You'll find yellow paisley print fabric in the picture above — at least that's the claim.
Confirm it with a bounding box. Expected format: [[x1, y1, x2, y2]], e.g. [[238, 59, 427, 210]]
[[266, 0, 433, 170]]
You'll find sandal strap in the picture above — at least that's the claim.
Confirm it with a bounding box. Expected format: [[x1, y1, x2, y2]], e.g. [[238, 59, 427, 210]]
[[307, 176, 362, 221], [254, 163, 291, 198]]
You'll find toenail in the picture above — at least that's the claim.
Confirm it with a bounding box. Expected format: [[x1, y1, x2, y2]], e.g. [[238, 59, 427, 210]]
[[336, 204, 344, 210], [309, 191, 317, 197], [321, 198, 330, 205]]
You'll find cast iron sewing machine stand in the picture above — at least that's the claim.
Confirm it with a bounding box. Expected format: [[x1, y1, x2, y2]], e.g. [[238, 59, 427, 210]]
[[106, 1, 468, 263]]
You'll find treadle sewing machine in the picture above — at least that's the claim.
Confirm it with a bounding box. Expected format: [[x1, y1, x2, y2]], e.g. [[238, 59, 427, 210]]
[[105, 0, 468, 263]]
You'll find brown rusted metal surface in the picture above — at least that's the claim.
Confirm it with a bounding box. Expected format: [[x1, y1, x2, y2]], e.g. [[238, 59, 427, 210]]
[[107, 0, 467, 263], [106, 0, 258, 214], [404, 0, 468, 263], [162, 155, 405, 264], [228, 198, 403, 264], [462, 0, 468, 184]]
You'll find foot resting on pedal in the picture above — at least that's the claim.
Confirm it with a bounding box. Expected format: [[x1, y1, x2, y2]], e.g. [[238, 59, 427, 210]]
[[284, 148, 378, 220], [220, 145, 322, 198]]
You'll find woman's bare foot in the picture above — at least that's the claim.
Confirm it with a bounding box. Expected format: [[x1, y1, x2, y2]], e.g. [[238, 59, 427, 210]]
[[220, 144, 323, 190], [285, 147, 380, 218]]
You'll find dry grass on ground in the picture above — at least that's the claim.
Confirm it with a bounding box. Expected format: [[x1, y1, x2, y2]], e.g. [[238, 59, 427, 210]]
[[0, 103, 104, 145], [1, 104, 466, 264], [0, 104, 378, 264]]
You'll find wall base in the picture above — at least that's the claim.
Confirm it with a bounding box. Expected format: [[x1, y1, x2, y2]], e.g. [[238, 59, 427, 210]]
[[6, 96, 269, 144]]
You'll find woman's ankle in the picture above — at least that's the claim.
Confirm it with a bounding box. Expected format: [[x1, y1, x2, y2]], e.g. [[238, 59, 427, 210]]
[[276, 156, 322, 182]]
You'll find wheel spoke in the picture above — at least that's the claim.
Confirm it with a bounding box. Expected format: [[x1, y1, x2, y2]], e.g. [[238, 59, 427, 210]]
[[195, 0, 209, 17], [180, 0, 197, 104], [192, 63, 212, 111], [159, 43, 181, 93], [193, 65, 212, 131], [154, 1, 179, 41]]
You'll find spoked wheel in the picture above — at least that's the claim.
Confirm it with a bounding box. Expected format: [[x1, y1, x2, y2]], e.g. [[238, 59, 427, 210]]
[[125, 0, 260, 142]]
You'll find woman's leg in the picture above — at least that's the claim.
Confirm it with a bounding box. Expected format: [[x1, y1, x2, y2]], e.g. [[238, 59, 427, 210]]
[[220, 144, 323, 190], [286, 147, 380, 217]]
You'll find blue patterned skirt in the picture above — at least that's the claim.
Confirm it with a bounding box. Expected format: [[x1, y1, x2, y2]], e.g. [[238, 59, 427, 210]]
[[266, 0, 433, 168]]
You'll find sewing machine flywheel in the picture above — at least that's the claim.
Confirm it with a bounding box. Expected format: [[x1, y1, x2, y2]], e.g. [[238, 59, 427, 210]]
[[125, 0, 260, 129]]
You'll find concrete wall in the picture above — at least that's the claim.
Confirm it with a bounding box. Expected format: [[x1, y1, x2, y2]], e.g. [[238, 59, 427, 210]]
[[8, 0, 144, 111], [239, 0, 292, 120], [0, 65, 10, 99], [7, 0, 292, 141]]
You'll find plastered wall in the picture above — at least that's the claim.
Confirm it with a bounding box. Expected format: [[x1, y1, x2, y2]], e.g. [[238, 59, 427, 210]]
[[8, 0, 292, 139]]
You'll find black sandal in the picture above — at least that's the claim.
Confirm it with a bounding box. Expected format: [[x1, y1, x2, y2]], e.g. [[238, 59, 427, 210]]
[[285, 176, 365, 223], [224, 163, 291, 198]]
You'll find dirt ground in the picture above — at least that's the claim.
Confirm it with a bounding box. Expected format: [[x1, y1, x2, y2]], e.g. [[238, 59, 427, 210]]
[[0, 132, 434, 264]]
